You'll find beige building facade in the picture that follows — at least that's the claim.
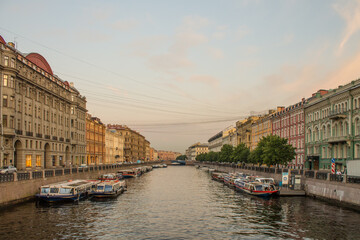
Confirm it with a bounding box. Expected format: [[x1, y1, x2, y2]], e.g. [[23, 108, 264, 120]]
[[105, 128, 124, 164], [0, 36, 86, 170]]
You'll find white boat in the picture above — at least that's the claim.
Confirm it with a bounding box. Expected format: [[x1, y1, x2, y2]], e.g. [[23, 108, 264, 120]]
[[255, 177, 275, 184], [36, 180, 99, 203], [90, 180, 126, 198]]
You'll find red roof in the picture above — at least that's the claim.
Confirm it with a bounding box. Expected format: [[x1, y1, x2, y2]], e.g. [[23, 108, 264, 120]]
[[0, 35, 6, 45], [25, 53, 53, 75]]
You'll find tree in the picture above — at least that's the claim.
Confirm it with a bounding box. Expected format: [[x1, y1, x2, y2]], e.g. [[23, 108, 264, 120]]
[[231, 143, 250, 163], [219, 144, 234, 162], [261, 135, 296, 166], [196, 153, 207, 162], [176, 155, 187, 160], [206, 151, 218, 162]]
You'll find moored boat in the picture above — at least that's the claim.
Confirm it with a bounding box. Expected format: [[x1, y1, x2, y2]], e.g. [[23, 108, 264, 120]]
[[211, 172, 225, 182], [36, 180, 99, 203], [236, 181, 279, 198], [98, 173, 124, 181], [117, 169, 141, 178], [90, 180, 126, 198]]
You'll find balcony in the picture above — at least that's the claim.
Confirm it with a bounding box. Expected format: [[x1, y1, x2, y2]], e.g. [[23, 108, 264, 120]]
[[36, 133, 42, 138], [45, 135, 50, 139], [66, 139, 70, 142], [329, 108, 348, 120], [15, 130, 22, 135], [52, 136, 58, 141], [3, 128, 15, 136], [328, 135, 352, 144], [59, 137, 64, 141], [26, 131, 33, 137]]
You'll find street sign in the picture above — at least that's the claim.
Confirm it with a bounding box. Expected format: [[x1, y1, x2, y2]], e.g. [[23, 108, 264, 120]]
[[331, 163, 335, 174], [331, 158, 335, 163]]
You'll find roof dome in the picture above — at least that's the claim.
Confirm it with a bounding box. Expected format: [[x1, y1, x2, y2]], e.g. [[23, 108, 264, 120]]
[[25, 53, 53, 75]]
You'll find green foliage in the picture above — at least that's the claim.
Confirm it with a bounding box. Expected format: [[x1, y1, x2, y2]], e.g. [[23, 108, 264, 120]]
[[231, 143, 250, 163], [219, 144, 234, 162], [176, 155, 187, 160], [206, 151, 218, 162], [195, 153, 207, 162], [250, 135, 296, 166]]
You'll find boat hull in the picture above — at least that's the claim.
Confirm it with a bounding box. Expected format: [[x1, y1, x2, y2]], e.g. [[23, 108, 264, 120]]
[[35, 194, 81, 203]]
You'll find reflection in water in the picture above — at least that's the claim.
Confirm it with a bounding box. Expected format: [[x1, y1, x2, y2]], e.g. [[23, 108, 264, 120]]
[[0, 166, 360, 239]]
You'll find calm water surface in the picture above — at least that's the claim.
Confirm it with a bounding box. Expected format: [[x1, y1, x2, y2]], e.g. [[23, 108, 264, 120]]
[[1, 166, 360, 239]]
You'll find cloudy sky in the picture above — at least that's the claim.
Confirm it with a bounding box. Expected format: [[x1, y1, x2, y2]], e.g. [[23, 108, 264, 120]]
[[1, 0, 360, 153]]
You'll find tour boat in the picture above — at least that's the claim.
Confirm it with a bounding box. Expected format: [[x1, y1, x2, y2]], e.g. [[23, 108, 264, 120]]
[[98, 173, 124, 181], [211, 172, 225, 182], [255, 177, 275, 184], [90, 180, 126, 198], [36, 180, 99, 203], [235, 181, 279, 198], [118, 169, 141, 178]]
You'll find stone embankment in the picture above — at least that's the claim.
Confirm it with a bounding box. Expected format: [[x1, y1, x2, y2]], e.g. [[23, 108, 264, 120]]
[[0, 162, 160, 207], [198, 162, 360, 209]]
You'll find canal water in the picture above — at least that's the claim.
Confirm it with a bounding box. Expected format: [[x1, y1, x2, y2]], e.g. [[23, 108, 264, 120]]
[[1, 166, 360, 239]]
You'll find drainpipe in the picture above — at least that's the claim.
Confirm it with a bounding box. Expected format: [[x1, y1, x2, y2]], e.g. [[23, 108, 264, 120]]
[[0, 73, 3, 168]]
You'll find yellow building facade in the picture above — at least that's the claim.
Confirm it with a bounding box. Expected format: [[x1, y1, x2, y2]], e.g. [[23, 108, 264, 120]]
[[86, 114, 105, 165]]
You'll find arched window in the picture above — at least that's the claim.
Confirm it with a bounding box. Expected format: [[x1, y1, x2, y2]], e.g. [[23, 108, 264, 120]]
[[345, 102, 348, 111], [356, 118, 360, 135], [339, 122, 343, 136], [344, 121, 348, 136], [355, 99, 358, 109], [322, 125, 326, 139], [307, 129, 312, 143]]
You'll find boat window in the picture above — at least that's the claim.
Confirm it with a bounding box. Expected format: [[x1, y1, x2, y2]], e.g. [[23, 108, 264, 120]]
[[59, 188, 72, 194], [97, 185, 104, 191], [104, 185, 113, 192], [255, 185, 263, 191], [41, 187, 50, 194], [50, 188, 59, 193], [270, 185, 275, 190]]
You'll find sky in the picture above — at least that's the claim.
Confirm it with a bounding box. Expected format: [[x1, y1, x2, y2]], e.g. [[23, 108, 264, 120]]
[[1, 0, 360, 153]]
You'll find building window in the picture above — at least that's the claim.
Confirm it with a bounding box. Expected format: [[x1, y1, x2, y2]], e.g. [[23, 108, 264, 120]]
[[9, 76, 14, 88], [3, 95, 8, 107], [4, 56, 9, 66], [2, 115, 7, 127], [26, 155, 32, 167], [36, 155, 41, 167], [3, 74, 8, 86], [10, 58, 15, 68]]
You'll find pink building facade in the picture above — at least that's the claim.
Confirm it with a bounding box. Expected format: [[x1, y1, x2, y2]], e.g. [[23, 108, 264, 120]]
[[271, 101, 306, 169]]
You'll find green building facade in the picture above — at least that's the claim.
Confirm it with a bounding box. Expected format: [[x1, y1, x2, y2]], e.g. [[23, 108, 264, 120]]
[[305, 80, 360, 173]]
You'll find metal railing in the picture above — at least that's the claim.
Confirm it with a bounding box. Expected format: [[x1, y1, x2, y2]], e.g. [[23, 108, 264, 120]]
[[55, 169, 63, 176], [330, 174, 343, 182], [316, 172, 328, 180], [347, 175, 360, 184], [0, 173, 14, 182], [32, 171, 43, 179], [45, 170, 54, 177], [17, 172, 30, 181], [305, 171, 315, 178], [0, 162, 161, 184]]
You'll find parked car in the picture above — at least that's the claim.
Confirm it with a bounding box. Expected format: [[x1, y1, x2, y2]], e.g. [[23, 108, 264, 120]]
[[79, 164, 88, 168], [0, 166, 17, 174]]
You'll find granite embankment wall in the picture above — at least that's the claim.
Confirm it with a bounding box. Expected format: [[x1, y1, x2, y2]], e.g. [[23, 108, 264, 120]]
[[198, 163, 360, 209], [0, 163, 157, 207]]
